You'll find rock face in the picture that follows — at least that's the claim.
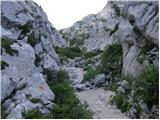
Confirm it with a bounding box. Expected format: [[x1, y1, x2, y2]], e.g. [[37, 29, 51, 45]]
[[93, 74, 106, 87], [60, 1, 159, 77], [1, 1, 66, 118], [60, 3, 119, 52]]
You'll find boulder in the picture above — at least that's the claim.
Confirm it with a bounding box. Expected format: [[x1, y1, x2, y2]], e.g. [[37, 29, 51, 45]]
[[1, 42, 54, 118], [62, 67, 85, 84], [116, 87, 125, 95], [93, 73, 106, 87], [75, 84, 86, 91]]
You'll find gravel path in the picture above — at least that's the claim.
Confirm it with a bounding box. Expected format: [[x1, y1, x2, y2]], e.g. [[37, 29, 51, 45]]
[[76, 88, 129, 119]]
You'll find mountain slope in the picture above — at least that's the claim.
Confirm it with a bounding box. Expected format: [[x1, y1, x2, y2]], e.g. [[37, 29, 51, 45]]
[[1, 1, 66, 118]]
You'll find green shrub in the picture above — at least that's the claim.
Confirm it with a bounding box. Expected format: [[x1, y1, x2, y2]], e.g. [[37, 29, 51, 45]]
[[30, 98, 41, 104], [1, 61, 9, 70], [28, 34, 36, 47], [112, 65, 159, 118], [101, 43, 122, 77], [83, 49, 101, 59], [109, 23, 119, 36], [23, 70, 93, 119], [46, 70, 93, 119], [133, 65, 159, 110], [83, 63, 105, 82], [18, 23, 31, 35], [141, 40, 155, 55], [1, 39, 18, 56], [22, 108, 45, 119], [83, 44, 122, 82], [111, 94, 129, 113], [1, 105, 8, 119], [83, 68, 98, 81], [111, 2, 120, 16], [55, 46, 83, 59]]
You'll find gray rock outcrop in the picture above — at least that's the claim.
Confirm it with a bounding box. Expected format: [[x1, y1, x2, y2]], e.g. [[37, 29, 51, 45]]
[[60, 1, 159, 77], [1, 1, 66, 118]]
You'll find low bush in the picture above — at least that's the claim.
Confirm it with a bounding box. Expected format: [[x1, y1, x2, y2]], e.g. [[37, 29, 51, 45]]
[[83, 44, 122, 82], [83, 49, 101, 59], [1, 39, 18, 56], [1, 105, 8, 119], [112, 64, 159, 118], [83, 68, 98, 81], [1, 61, 9, 70], [47, 70, 93, 119], [55, 46, 82, 59], [30, 98, 41, 104], [111, 94, 129, 113], [23, 70, 93, 119], [22, 108, 45, 119], [133, 65, 159, 110], [110, 2, 120, 16], [18, 23, 31, 35], [109, 23, 119, 36], [100, 43, 122, 77], [141, 40, 155, 55], [28, 34, 36, 47]]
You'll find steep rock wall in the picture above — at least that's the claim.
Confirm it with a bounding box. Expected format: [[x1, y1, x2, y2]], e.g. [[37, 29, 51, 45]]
[[1, 1, 66, 118]]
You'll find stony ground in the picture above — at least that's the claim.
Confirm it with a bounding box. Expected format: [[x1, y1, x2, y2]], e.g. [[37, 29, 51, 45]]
[[76, 88, 129, 119]]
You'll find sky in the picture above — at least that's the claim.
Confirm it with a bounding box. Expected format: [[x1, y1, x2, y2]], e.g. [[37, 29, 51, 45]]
[[33, 0, 108, 30]]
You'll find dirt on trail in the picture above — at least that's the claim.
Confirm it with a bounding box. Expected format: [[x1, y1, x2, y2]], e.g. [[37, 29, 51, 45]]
[[76, 88, 129, 119]]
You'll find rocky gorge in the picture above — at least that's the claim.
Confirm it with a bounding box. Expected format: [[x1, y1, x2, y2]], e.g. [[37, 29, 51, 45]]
[[1, 0, 159, 119]]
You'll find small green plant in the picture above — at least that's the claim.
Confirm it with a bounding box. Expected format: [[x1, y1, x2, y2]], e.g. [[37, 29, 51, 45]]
[[111, 2, 120, 16], [111, 94, 129, 113], [18, 23, 31, 35], [83, 68, 97, 81], [1, 61, 9, 70], [55, 46, 83, 59], [83, 65, 104, 82], [22, 108, 45, 119], [1, 105, 8, 119], [101, 43, 122, 77], [83, 49, 101, 59], [1, 39, 18, 56], [141, 40, 155, 55], [109, 23, 119, 36], [30, 98, 41, 104], [28, 34, 36, 47]]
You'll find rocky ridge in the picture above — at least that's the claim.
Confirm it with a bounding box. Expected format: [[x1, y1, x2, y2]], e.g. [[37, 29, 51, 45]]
[[1, 1, 66, 118]]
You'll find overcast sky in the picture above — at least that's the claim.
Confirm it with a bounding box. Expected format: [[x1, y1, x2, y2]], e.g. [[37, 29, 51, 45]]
[[33, 0, 108, 30]]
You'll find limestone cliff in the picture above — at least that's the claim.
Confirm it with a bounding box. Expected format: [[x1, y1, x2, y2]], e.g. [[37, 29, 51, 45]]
[[1, 1, 66, 118], [60, 1, 159, 77]]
